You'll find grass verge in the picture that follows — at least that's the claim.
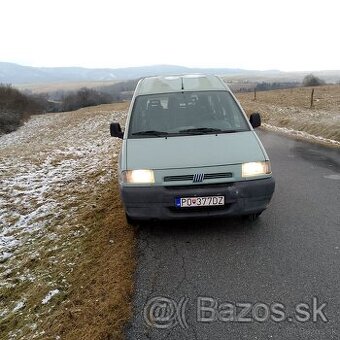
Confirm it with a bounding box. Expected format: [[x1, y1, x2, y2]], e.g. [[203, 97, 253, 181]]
[[42, 181, 135, 340], [1, 102, 135, 339]]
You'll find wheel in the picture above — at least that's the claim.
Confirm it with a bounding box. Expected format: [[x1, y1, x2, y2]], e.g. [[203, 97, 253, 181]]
[[125, 213, 138, 226], [245, 211, 263, 221]]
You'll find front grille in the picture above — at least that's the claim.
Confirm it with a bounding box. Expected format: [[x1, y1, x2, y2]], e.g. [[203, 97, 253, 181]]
[[164, 172, 232, 182], [204, 173, 232, 180], [164, 175, 193, 182]]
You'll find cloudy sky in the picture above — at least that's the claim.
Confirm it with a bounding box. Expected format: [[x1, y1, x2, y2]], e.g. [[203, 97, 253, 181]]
[[1, 0, 339, 71]]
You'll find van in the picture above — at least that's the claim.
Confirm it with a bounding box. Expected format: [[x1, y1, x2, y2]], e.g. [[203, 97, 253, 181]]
[[110, 74, 275, 223]]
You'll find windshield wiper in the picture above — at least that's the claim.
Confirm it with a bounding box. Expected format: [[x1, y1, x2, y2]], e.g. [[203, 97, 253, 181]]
[[178, 128, 248, 135], [132, 130, 169, 137], [178, 127, 223, 134], [221, 129, 248, 133]]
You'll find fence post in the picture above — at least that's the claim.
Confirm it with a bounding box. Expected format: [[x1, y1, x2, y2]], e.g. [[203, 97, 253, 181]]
[[310, 88, 314, 108], [253, 88, 257, 101]]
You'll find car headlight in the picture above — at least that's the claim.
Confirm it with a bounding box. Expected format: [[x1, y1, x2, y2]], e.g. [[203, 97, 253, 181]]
[[122, 170, 155, 184], [242, 161, 271, 178]]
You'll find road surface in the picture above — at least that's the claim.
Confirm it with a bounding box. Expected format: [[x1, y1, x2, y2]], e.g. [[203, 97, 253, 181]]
[[126, 130, 340, 340]]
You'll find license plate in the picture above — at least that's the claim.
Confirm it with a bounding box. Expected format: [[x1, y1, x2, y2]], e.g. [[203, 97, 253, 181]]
[[175, 196, 225, 208]]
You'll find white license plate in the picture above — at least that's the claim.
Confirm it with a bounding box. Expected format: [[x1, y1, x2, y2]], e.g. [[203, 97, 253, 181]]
[[175, 196, 225, 208]]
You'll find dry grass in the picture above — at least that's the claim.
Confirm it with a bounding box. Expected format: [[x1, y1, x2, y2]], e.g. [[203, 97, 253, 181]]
[[0, 102, 136, 339], [42, 181, 136, 340], [236, 85, 340, 142]]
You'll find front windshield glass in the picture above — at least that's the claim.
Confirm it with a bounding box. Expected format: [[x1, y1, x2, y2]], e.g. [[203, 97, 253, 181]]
[[128, 91, 250, 138]]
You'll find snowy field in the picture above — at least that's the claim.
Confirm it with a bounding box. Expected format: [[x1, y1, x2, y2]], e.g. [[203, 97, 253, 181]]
[[0, 104, 127, 338], [236, 85, 340, 146]]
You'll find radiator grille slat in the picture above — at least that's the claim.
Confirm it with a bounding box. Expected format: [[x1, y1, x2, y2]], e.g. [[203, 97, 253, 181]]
[[164, 172, 232, 182]]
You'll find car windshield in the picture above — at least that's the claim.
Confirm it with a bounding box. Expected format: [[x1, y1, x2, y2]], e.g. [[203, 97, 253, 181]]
[[128, 91, 250, 138]]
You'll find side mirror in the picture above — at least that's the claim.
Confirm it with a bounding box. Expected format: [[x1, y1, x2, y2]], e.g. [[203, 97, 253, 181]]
[[110, 122, 123, 138], [249, 113, 261, 128]]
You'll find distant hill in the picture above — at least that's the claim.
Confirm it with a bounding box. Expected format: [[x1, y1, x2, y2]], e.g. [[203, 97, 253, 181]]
[[223, 70, 340, 84], [1, 62, 340, 85], [0, 62, 250, 84], [0, 62, 273, 84]]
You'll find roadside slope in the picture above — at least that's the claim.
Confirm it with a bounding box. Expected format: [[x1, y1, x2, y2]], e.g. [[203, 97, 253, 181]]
[[0, 103, 135, 339], [236, 85, 340, 145]]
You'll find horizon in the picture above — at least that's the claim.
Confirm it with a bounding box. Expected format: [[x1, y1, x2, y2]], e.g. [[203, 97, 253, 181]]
[[1, 61, 340, 73]]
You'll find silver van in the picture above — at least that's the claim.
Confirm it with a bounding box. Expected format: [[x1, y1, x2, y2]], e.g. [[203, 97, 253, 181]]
[[110, 74, 275, 223]]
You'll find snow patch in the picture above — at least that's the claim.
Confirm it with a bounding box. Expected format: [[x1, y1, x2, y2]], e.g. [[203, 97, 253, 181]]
[[41, 289, 60, 305], [262, 123, 340, 146], [12, 300, 26, 312], [0, 308, 9, 318], [0, 252, 13, 263]]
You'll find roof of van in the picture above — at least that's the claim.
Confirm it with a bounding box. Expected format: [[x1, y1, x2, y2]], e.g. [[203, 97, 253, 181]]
[[135, 74, 229, 95]]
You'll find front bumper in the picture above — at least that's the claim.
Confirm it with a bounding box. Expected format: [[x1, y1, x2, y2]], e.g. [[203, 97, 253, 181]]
[[121, 177, 275, 220]]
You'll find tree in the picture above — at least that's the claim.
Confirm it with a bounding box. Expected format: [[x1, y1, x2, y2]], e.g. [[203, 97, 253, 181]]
[[302, 74, 325, 87]]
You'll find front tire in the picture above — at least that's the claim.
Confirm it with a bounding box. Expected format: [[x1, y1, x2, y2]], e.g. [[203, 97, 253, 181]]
[[245, 211, 263, 221], [125, 213, 138, 226]]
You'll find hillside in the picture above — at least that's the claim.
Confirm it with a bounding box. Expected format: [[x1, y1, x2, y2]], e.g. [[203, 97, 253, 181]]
[[236, 85, 340, 145], [2, 61, 340, 85], [0, 103, 135, 339]]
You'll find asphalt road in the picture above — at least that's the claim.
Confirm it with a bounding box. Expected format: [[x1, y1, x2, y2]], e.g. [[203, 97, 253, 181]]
[[126, 130, 340, 340]]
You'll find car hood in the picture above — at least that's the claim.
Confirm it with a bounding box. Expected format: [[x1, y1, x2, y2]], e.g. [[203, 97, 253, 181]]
[[125, 131, 266, 170]]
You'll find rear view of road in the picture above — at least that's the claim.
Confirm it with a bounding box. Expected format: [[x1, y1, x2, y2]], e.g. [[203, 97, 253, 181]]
[[126, 130, 340, 340]]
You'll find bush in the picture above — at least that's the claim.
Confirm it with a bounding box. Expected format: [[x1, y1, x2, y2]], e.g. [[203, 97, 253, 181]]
[[302, 74, 325, 87], [98, 79, 139, 101], [61, 87, 113, 112], [255, 82, 299, 92], [0, 84, 47, 135], [0, 111, 22, 133]]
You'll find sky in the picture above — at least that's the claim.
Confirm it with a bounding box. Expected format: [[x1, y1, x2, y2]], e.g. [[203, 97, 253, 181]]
[[1, 0, 340, 71]]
